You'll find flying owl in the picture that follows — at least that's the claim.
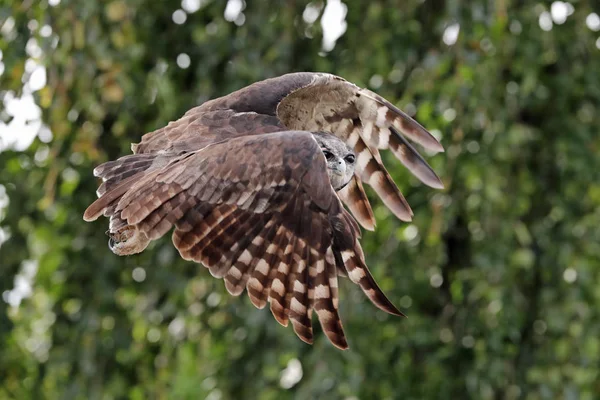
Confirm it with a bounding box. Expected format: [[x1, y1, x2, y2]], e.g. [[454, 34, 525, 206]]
[[83, 72, 444, 349]]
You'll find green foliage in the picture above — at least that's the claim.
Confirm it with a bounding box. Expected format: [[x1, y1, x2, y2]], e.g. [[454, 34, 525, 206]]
[[1, 0, 600, 398]]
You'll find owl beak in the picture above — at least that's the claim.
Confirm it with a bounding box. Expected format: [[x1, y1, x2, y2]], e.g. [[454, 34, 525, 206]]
[[330, 160, 346, 176]]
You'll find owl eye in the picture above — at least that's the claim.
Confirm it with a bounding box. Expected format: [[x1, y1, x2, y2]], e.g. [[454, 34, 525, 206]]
[[344, 154, 356, 164], [322, 150, 335, 161]]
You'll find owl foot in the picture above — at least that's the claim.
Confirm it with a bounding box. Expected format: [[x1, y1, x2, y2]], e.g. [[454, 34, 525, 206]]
[[106, 226, 150, 256]]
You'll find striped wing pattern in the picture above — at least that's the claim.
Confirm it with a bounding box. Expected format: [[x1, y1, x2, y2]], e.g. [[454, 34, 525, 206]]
[[85, 132, 402, 349], [84, 73, 445, 348]]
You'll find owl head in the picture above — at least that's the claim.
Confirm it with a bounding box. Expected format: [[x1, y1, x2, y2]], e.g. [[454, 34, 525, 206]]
[[312, 132, 356, 191]]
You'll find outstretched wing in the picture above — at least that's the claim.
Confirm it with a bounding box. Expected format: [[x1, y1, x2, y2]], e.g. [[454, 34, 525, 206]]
[[84, 131, 402, 349], [274, 73, 444, 225], [128, 72, 444, 229]]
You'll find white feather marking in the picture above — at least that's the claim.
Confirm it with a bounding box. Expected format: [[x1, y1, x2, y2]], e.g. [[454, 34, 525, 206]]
[[229, 266, 242, 279], [316, 309, 333, 320], [369, 170, 385, 186], [362, 121, 374, 141], [341, 251, 353, 262], [378, 127, 390, 149], [348, 267, 366, 283], [296, 260, 306, 274], [277, 261, 290, 274], [266, 243, 277, 255], [316, 260, 325, 273], [347, 130, 360, 147], [376, 106, 388, 127], [290, 298, 307, 314], [254, 259, 270, 276], [357, 148, 372, 170], [293, 280, 306, 294], [239, 249, 253, 265], [248, 277, 263, 292], [271, 279, 285, 296], [314, 284, 330, 299], [328, 277, 338, 288]]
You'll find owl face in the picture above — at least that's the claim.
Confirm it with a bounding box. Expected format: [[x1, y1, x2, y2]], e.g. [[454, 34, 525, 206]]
[[312, 132, 356, 191]]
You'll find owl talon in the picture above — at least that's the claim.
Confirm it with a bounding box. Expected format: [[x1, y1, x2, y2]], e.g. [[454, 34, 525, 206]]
[[105, 226, 149, 256]]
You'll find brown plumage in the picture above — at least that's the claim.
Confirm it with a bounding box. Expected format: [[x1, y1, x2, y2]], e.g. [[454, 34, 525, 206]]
[[83, 72, 444, 349]]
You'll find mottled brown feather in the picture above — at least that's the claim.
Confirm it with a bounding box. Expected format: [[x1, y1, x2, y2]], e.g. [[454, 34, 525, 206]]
[[353, 135, 413, 221], [337, 175, 375, 231]]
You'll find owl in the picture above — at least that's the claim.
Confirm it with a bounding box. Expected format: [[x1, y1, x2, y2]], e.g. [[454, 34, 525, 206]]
[[84, 72, 444, 349]]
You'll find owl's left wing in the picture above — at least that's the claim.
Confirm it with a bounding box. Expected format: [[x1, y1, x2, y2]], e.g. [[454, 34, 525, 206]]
[[129, 73, 444, 231], [84, 131, 401, 349]]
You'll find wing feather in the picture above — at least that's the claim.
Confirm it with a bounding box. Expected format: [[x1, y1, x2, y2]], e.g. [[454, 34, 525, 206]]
[[357, 88, 444, 153], [354, 136, 413, 221], [247, 222, 287, 309], [269, 230, 297, 327], [93, 154, 160, 196], [222, 214, 271, 295], [309, 208, 348, 349], [289, 198, 314, 345], [171, 202, 216, 254], [388, 126, 444, 189], [339, 247, 405, 317], [239, 218, 280, 302], [337, 174, 375, 231], [313, 246, 347, 349], [180, 204, 238, 266], [200, 209, 258, 278]]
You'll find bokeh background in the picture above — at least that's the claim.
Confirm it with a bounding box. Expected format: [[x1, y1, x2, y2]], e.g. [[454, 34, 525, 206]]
[[1, 0, 600, 398]]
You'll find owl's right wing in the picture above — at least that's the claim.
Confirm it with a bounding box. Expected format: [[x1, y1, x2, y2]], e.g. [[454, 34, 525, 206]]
[[84, 131, 402, 350]]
